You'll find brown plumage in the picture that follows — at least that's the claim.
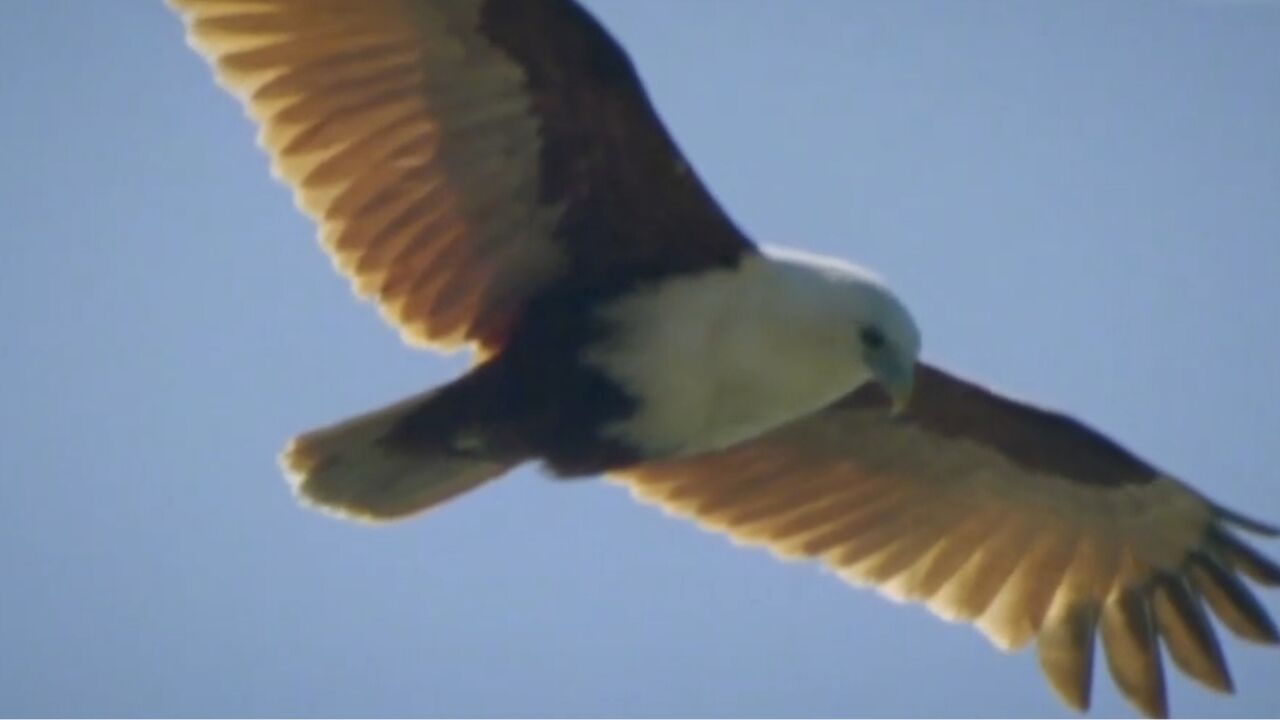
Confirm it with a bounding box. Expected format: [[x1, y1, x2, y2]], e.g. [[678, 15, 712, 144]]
[[172, 0, 748, 355], [615, 366, 1278, 717], [169, 1, 1277, 716]]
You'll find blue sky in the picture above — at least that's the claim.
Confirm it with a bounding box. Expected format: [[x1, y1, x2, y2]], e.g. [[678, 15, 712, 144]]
[[2, 1, 1278, 717]]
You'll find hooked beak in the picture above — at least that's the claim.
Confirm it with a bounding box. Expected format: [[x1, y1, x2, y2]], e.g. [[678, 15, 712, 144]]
[[869, 352, 916, 416]]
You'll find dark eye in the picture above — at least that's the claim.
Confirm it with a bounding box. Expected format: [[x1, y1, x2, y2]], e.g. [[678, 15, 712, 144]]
[[860, 326, 886, 350]]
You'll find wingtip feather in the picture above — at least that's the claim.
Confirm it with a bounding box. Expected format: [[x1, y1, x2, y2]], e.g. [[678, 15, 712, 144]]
[[1152, 574, 1234, 695], [1211, 503, 1279, 537], [1037, 603, 1098, 713], [1100, 590, 1168, 719], [1208, 526, 1280, 587], [1188, 556, 1280, 645]]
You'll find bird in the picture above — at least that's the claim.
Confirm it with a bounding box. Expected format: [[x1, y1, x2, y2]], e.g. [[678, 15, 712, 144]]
[[168, 0, 1277, 716]]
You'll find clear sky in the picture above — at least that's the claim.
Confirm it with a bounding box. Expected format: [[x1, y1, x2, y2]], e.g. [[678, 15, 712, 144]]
[[2, 1, 1278, 717]]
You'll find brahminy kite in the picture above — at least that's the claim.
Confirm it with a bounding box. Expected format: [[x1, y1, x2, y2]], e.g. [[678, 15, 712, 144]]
[[168, 0, 1277, 716]]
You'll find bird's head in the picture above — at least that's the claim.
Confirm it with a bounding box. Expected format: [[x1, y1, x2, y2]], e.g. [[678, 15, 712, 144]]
[[855, 297, 919, 414], [765, 247, 921, 413]]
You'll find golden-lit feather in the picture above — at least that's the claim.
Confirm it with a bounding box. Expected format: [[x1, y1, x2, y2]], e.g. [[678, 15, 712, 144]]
[[613, 365, 1278, 718], [169, 0, 564, 354]]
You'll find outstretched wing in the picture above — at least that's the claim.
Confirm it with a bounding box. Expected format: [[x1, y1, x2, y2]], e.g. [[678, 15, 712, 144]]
[[612, 363, 1278, 718], [170, 0, 750, 353]]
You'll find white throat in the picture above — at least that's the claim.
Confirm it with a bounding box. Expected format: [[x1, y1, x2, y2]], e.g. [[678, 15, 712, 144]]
[[585, 252, 892, 459]]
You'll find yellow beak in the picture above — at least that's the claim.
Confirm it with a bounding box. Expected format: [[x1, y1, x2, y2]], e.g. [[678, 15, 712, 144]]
[[870, 352, 915, 416], [888, 371, 914, 416]]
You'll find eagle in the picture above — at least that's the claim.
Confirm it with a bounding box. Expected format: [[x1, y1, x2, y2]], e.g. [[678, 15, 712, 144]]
[[168, 1, 1277, 716]]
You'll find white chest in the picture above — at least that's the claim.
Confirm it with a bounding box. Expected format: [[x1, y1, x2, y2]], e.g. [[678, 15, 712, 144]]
[[583, 257, 871, 459]]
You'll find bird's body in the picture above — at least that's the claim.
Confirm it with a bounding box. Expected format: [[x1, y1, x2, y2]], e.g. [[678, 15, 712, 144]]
[[292, 248, 916, 511], [169, 0, 1277, 716]]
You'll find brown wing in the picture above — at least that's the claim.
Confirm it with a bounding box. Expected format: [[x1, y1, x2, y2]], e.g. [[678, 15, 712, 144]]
[[169, 0, 750, 353], [612, 363, 1278, 718]]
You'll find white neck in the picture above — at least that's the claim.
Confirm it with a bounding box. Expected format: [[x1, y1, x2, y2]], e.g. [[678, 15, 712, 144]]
[[585, 254, 876, 459]]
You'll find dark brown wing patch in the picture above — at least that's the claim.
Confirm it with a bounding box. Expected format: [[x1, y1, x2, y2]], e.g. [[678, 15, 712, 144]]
[[478, 0, 750, 284], [846, 364, 1162, 487]]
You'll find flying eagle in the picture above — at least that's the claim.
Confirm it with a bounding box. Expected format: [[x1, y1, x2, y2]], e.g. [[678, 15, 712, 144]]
[[169, 1, 1277, 716]]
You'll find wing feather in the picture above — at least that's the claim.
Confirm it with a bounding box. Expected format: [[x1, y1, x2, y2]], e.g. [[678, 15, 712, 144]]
[[1100, 586, 1167, 718], [170, 0, 751, 355], [1188, 556, 1279, 643], [1210, 526, 1280, 586], [611, 363, 1277, 717], [1152, 574, 1233, 693], [1037, 603, 1099, 711]]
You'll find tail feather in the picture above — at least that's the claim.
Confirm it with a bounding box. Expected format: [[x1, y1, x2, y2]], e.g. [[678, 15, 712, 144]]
[[280, 388, 515, 522]]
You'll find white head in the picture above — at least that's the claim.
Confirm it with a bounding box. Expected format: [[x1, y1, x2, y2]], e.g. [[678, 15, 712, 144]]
[[762, 246, 921, 411]]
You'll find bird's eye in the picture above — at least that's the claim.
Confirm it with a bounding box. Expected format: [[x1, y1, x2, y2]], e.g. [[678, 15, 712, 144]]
[[860, 326, 886, 350]]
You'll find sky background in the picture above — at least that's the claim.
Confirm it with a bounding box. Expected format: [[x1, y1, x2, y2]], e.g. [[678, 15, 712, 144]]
[[2, 1, 1279, 717]]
